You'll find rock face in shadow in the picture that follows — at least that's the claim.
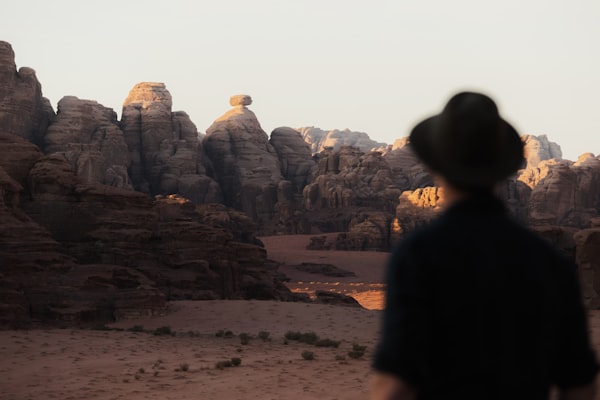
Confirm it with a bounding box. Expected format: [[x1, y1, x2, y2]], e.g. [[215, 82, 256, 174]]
[[525, 155, 600, 228], [0, 131, 292, 326], [270, 127, 315, 196], [0, 41, 54, 147], [43, 96, 132, 189], [121, 82, 222, 203], [302, 146, 400, 237], [382, 138, 433, 190], [203, 95, 290, 232]]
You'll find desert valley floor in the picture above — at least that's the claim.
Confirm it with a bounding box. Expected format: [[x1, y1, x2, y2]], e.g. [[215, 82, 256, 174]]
[[2, 235, 600, 399]]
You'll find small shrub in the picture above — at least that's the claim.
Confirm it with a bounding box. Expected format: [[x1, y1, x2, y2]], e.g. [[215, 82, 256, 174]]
[[153, 326, 173, 336], [352, 344, 367, 352], [138, 368, 145, 374], [301, 350, 315, 360], [223, 330, 234, 338], [285, 331, 319, 345], [215, 360, 233, 370], [231, 357, 242, 366], [315, 338, 340, 348], [91, 324, 112, 331], [180, 363, 189, 371], [128, 325, 145, 333], [258, 331, 271, 341], [335, 355, 346, 361], [239, 333, 251, 345], [215, 329, 225, 337]]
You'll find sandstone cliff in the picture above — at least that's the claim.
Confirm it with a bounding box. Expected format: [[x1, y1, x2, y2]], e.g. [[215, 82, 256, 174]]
[[0, 41, 54, 148], [121, 82, 222, 203], [44, 96, 132, 189], [203, 95, 291, 232]]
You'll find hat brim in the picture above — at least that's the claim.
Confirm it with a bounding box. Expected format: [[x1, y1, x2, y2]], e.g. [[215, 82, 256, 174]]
[[409, 114, 524, 189]]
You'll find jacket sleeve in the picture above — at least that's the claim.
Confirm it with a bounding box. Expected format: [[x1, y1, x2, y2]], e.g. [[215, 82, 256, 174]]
[[552, 258, 598, 389], [372, 239, 432, 388]]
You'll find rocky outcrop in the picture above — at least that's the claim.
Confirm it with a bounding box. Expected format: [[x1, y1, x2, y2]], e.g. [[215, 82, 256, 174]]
[[522, 134, 562, 168], [526, 155, 600, 228], [121, 82, 221, 203], [298, 127, 387, 155], [203, 95, 290, 232], [43, 96, 132, 189], [0, 41, 54, 147], [270, 127, 315, 195], [395, 187, 446, 235], [383, 138, 433, 190], [21, 155, 291, 302]]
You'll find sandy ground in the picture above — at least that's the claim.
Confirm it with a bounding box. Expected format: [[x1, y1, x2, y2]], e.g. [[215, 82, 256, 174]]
[[2, 235, 600, 399], [260, 234, 389, 310]]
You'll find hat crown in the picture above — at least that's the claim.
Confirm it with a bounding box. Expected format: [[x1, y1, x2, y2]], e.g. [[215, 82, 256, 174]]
[[409, 91, 524, 189]]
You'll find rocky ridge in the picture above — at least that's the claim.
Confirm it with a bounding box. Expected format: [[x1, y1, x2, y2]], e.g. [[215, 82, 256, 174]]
[[3, 39, 600, 313]]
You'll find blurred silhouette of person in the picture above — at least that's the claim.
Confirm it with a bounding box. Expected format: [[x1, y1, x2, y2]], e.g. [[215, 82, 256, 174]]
[[371, 92, 597, 400]]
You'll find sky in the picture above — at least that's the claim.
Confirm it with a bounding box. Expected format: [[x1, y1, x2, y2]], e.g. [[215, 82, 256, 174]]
[[2, 0, 599, 160]]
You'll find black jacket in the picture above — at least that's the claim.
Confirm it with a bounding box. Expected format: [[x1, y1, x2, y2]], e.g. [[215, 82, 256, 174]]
[[373, 193, 597, 400]]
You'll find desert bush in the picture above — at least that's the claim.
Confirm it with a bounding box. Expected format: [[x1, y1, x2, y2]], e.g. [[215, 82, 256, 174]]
[[215, 329, 225, 337], [258, 331, 271, 341], [215, 360, 233, 369], [301, 350, 315, 360], [240, 333, 251, 345], [285, 331, 319, 345], [128, 325, 145, 332], [315, 338, 340, 348], [175, 363, 189, 372], [348, 343, 367, 359], [231, 357, 242, 366], [153, 326, 173, 336], [223, 330, 234, 338]]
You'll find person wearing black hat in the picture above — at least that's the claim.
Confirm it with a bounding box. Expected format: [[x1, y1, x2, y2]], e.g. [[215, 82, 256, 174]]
[[371, 92, 598, 400]]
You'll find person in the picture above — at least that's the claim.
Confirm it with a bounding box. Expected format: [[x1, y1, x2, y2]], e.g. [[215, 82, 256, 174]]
[[371, 92, 598, 400]]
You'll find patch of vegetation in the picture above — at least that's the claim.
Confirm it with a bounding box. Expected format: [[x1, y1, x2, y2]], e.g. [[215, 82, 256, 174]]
[[231, 357, 242, 366], [348, 343, 367, 359], [301, 350, 315, 360], [215, 360, 233, 369], [128, 325, 145, 333], [258, 331, 271, 341], [315, 338, 340, 348], [284, 331, 319, 345], [239, 332, 251, 345], [153, 326, 174, 336]]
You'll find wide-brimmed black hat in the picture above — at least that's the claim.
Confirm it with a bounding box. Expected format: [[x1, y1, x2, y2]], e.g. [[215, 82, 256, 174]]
[[409, 91, 524, 189]]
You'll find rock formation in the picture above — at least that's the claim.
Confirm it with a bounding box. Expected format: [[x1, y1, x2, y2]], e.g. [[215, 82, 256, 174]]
[[269, 127, 315, 196], [0, 41, 54, 147], [525, 155, 600, 228], [298, 127, 387, 155], [121, 82, 221, 203], [43, 96, 132, 188], [522, 134, 562, 168], [203, 95, 290, 232], [382, 138, 433, 190]]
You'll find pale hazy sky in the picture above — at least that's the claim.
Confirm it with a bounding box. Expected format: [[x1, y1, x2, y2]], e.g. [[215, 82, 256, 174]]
[[2, 0, 599, 160]]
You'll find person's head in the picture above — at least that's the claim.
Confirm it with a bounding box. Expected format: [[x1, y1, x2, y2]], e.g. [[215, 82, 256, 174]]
[[409, 91, 524, 194]]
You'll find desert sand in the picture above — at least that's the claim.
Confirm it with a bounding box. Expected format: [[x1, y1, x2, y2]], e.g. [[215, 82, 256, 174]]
[[2, 235, 600, 399]]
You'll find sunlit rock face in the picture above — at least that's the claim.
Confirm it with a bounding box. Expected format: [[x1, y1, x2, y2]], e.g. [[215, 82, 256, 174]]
[[43, 96, 132, 189], [203, 95, 289, 232], [121, 82, 222, 203], [298, 127, 388, 155], [522, 134, 562, 168], [0, 41, 54, 148]]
